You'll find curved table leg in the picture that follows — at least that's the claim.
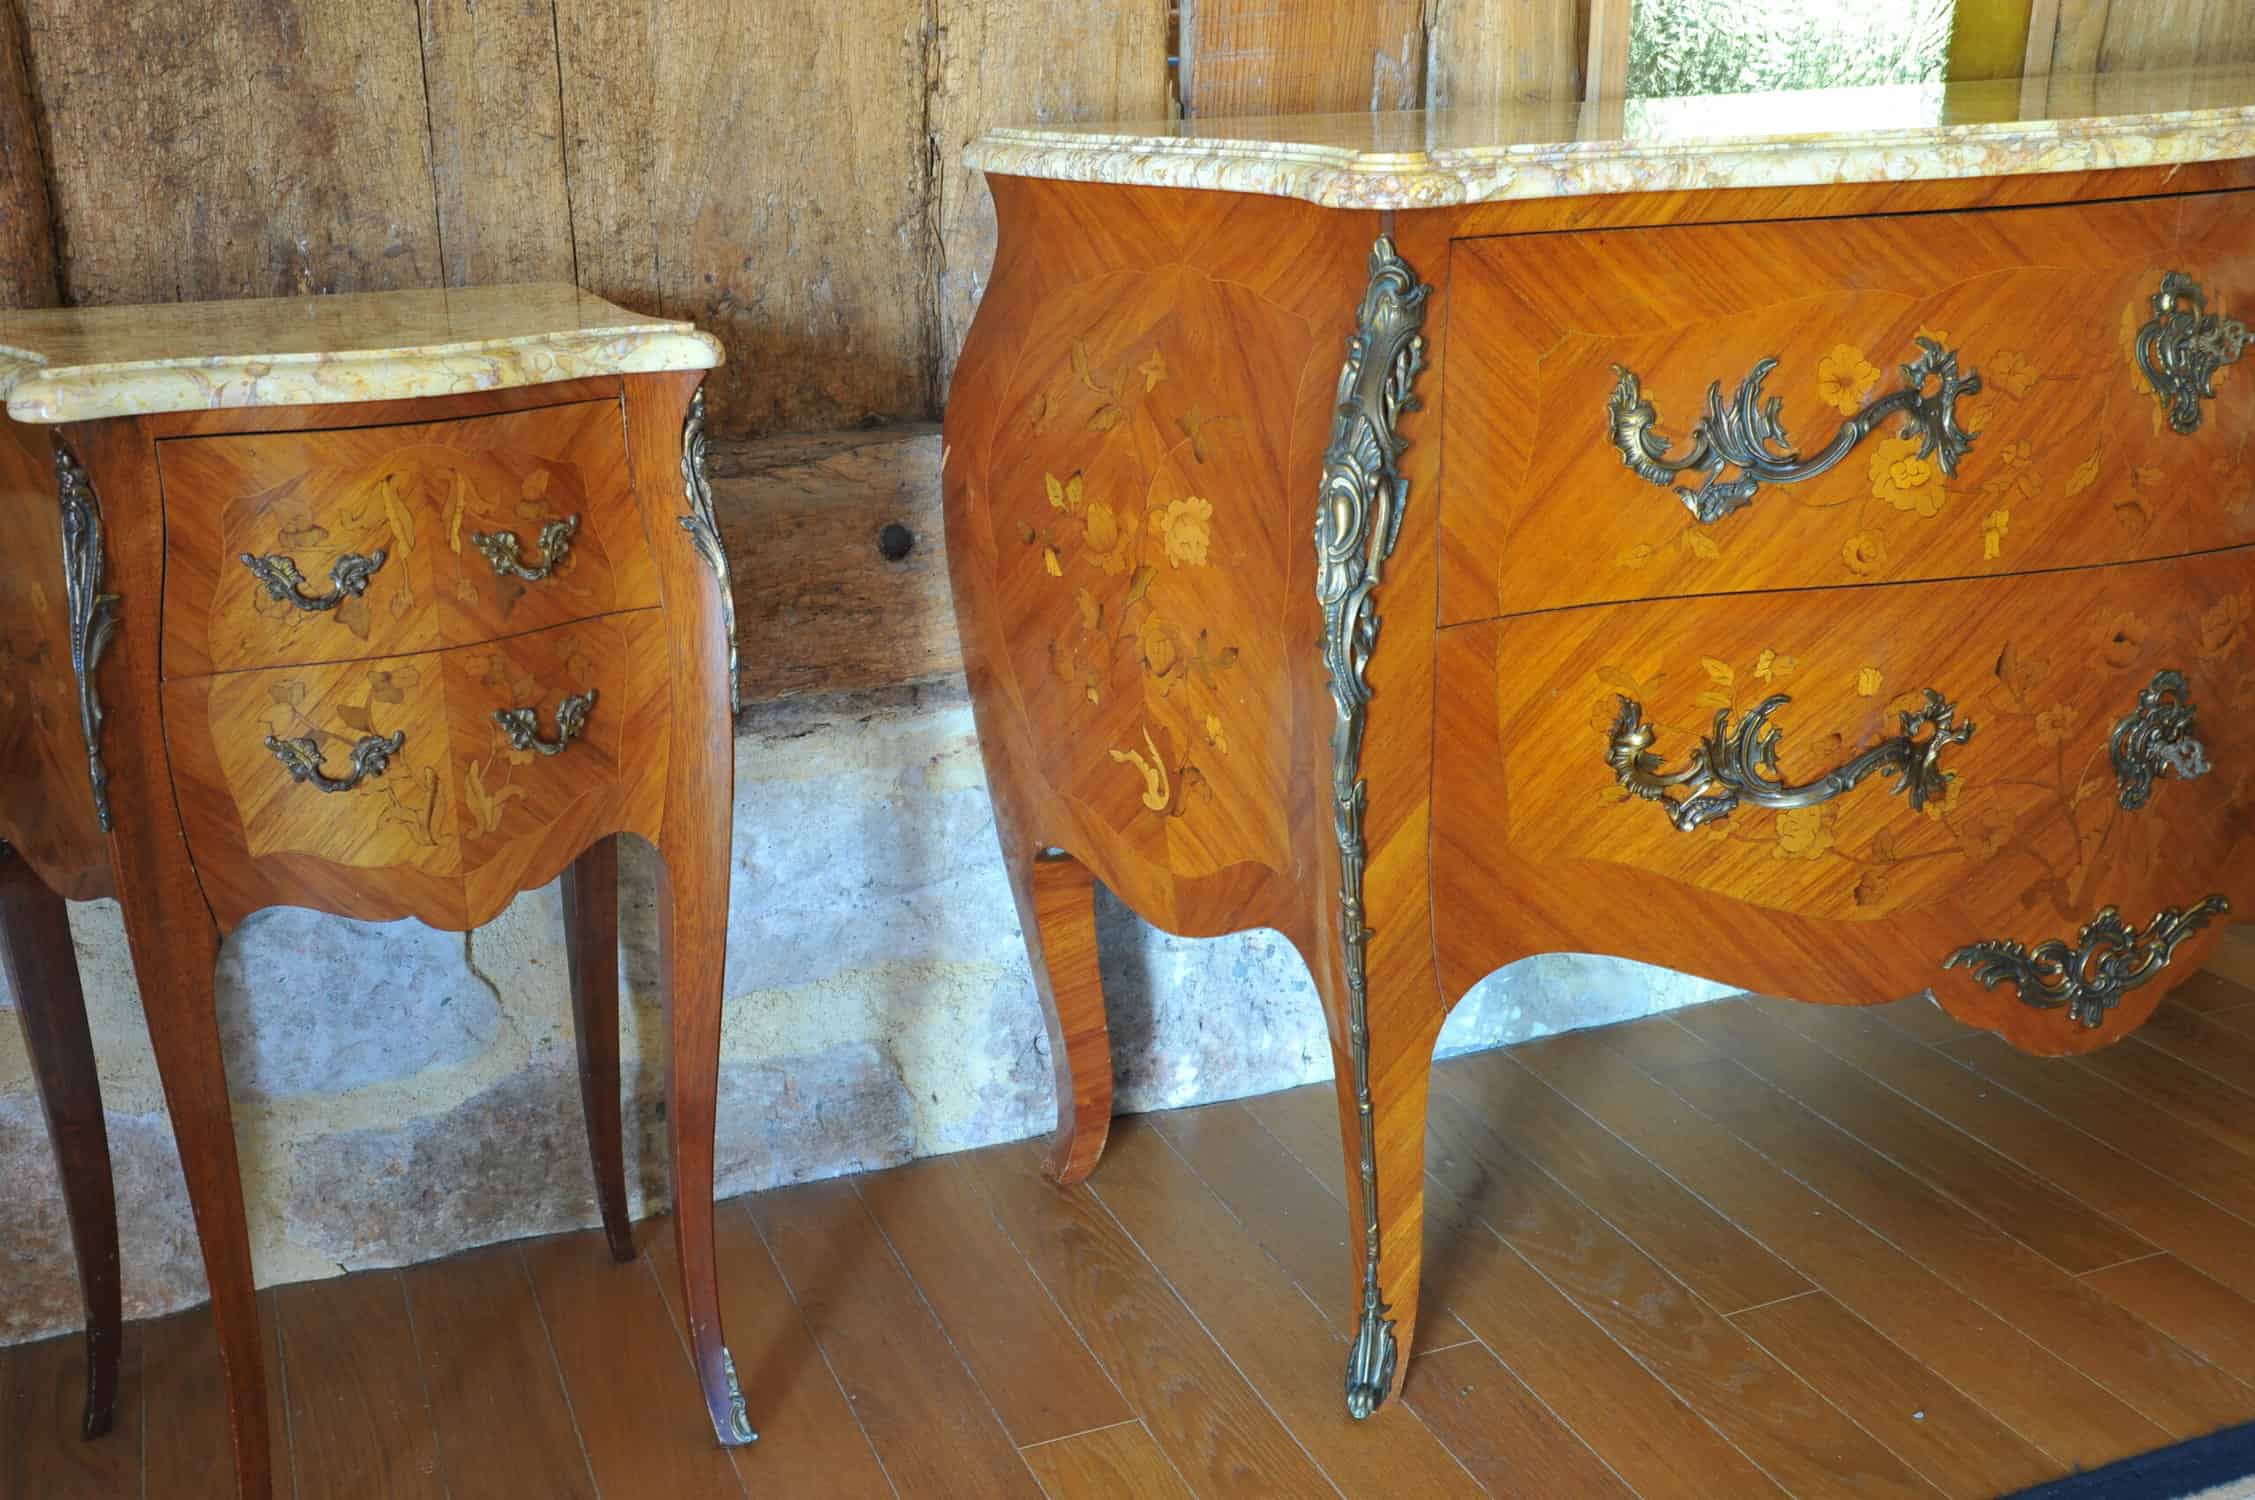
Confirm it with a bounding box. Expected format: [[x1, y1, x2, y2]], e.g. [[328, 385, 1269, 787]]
[[561, 834, 634, 1263], [1006, 846, 1113, 1186], [658, 840, 755, 1448], [0, 843, 120, 1441]]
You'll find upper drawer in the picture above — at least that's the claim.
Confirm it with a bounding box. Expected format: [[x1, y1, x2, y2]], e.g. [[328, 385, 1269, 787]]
[[158, 398, 661, 678], [1439, 191, 2255, 624]]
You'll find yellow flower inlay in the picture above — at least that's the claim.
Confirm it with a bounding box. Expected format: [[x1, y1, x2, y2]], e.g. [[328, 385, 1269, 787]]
[[1869, 435, 1945, 517], [1773, 805, 1834, 861], [1154, 494, 1213, 569], [1990, 351, 2038, 397], [1816, 344, 1880, 415], [1842, 529, 1888, 577], [1982, 508, 2010, 560]]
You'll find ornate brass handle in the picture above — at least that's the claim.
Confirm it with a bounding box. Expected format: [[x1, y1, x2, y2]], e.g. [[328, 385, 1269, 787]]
[[2112, 669, 2209, 810], [1608, 688, 1974, 832], [1945, 895, 2230, 1030], [2136, 272, 2247, 435], [470, 515, 578, 581], [1607, 338, 1982, 524], [264, 729, 405, 793], [494, 688, 596, 756], [239, 549, 388, 612]]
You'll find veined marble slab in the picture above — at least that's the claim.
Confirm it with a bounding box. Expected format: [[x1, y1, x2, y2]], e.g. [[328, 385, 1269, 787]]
[[0, 282, 721, 423], [967, 64, 2255, 210]]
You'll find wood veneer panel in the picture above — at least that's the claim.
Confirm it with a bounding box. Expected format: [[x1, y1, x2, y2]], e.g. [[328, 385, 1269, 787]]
[[2, 1330, 142, 1500], [273, 1273, 444, 1500], [1151, 1099, 1473, 1350], [1682, 1002, 2155, 1273], [158, 398, 654, 679], [398, 1244, 598, 1500], [2082, 1255, 2255, 1388], [1434, 548, 2255, 1056], [1018, 1421, 1194, 1500], [1442, 190, 2255, 622], [641, 1213, 894, 1500], [961, 1141, 1338, 1500], [853, 1155, 1129, 1448], [1086, 1118, 1488, 1499], [1767, 998, 2255, 1303], [1252, 1082, 1790, 1500], [1728, 1292, 2056, 1499], [139, 1292, 294, 1500], [522, 1231, 748, 1500], [1434, 1048, 1811, 1314], [1513, 1023, 2167, 1469], [1655, 1055, 2255, 1438], [745, 1178, 1041, 1500], [0, 418, 106, 900]]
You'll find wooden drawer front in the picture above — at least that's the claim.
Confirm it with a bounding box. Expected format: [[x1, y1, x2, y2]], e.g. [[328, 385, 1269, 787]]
[[158, 399, 658, 678], [1433, 550, 2254, 1050], [1440, 191, 2255, 623], [164, 611, 666, 932]]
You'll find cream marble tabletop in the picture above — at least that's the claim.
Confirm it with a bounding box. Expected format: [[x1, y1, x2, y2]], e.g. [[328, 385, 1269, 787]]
[[967, 63, 2255, 210], [0, 282, 722, 424]]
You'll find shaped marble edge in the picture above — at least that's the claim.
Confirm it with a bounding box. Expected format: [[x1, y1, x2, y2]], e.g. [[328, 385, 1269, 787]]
[[965, 71, 2255, 210], [0, 326, 725, 424]]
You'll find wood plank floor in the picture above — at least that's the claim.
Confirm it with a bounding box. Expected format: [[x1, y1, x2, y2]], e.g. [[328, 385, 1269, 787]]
[[10, 931, 2255, 1499]]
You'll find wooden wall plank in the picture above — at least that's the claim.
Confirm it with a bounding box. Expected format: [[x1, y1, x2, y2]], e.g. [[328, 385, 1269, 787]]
[[930, 0, 1171, 396], [712, 425, 960, 704], [1583, 0, 1630, 104], [556, 0, 931, 441], [415, 0, 576, 288], [1180, 0, 1426, 116], [24, 2, 441, 305], [0, 4, 56, 307], [1424, 0, 1584, 109]]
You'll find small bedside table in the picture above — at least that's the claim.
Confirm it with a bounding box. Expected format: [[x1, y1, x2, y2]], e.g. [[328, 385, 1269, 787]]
[[0, 284, 754, 1498]]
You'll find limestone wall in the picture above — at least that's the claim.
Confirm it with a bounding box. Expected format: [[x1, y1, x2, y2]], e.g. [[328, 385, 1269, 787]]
[[0, 687, 1726, 1344]]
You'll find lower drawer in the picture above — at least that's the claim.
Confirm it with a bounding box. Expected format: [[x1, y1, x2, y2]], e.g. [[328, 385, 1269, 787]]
[[1433, 548, 2255, 1052], [164, 611, 668, 931]]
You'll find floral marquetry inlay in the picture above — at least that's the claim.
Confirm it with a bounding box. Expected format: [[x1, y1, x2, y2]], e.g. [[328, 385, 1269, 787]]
[[981, 269, 1313, 877], [1515, 551, 2255, 933]]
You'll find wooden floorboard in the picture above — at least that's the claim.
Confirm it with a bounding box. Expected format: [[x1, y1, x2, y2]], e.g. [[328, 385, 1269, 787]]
[[854, 1154, 1129, 1449], [398, 1241, 597, 1500], [1514, 1020, 2169, 1471], [23, 970, 2255, 1499], [1655, 1051, 2255, 1441], [745, 1176, 1042, 1500], [644, 1210, 897, 1498], [274, 1272, 444, 1500]]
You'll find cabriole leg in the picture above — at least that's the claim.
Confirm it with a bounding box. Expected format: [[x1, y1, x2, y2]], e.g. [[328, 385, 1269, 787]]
[[1004, 845, 1113, 1186], [0, 843, 120, 1440], [658, 844, 755, 1448], [561, 834, 633, 1262]]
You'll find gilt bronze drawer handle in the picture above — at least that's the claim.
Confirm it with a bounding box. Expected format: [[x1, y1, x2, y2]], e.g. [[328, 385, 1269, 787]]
[[1607, 688, 1974, 832], [494, 689, 597, 756], [469, 514, 578, 581], [2136, 272, 2247, 435], [263, 730, 405, 793], [2112, 669, 2209, 810], [239, 549, 388, 612], [1606, 338, 1981, 524], [1945, 895, 2230, 1030]]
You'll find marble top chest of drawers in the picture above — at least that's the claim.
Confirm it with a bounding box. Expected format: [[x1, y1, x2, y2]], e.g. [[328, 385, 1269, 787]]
[[945, 67, 2255, 1421], [0, 284, 752, 1498]]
